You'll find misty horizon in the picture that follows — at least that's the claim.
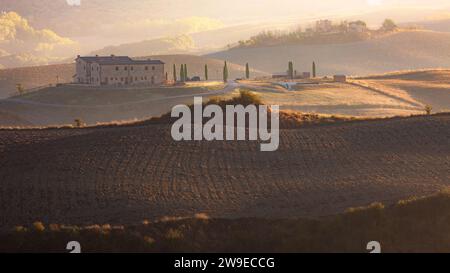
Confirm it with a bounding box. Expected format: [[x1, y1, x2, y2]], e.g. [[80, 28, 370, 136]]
[[1, 0, 450, 68]]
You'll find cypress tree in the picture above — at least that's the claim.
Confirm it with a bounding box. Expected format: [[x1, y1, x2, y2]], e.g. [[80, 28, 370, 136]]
[[312, 61, 316, 78], [173, 64, 177, 82], [245, 63, 250, 79], [288, 61, 294, 79], [184, 64, 188, 81], [223, 61, 229, 83], [180, 65, 185, 82], [205, 64, 209, 81]]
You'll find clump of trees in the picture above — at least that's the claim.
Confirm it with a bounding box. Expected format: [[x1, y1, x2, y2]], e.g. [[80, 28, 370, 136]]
[[233, 18, 398, 49], [381, 19, 398, 32], [74, 118, 85, 128]]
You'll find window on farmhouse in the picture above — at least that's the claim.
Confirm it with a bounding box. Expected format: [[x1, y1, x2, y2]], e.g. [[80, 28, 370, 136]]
[[145, 66, 148, 70], [124, 67, 127, 71], [131, 67, 134, 71], [152, 66, 155, 70], [116, 66, 119, 71]]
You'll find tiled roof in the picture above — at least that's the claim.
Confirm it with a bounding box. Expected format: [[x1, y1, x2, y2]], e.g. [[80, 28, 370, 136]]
[[77, 56, 164, 65]]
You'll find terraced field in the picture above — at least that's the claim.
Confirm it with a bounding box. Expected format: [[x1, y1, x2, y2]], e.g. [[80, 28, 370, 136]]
[[0, 113, 448, 229]]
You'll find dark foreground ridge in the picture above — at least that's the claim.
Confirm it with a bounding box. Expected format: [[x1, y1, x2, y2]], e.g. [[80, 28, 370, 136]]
[[3, 190, 450, 253], [0, 113, 449, 228]]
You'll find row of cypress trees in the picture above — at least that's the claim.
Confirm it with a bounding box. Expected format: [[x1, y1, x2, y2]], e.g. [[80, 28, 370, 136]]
[[172, 61, 318, 82], [287, 61, 318, 79], [171, 61, 251, 83]]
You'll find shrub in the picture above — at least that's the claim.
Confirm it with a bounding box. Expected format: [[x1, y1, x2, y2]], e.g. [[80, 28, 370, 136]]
[[74, 118, 84, 128], [224, 89, 263, 106], [194, 213, 210, 220], [14, 226, 27, 233], [49, 224, 60, 232], [32, 222, 45, 232], [144, 236, 155, 246], [165, 228, 184, 240], [425, 105, 433, 115]]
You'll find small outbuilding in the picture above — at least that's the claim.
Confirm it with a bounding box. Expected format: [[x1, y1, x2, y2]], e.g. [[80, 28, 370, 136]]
[[302, 72, 311, 79], [334, 75, 347, 82]]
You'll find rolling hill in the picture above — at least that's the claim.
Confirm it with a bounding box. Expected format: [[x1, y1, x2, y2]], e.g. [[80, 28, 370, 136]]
[[356, 69, 450, 113], [90, 35, 198, 57], [0, 55, 267, 99], [0, 113, 448, 228], [0, 64, 74, 99], [405, 18, 450, 33], [0, 82, 235, 127], [1, 69, 448, 127], [207, 30, 450, 76]]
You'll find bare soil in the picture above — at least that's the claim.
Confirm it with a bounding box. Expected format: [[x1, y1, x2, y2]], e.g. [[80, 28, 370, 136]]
[[0, 113, 448, 229]]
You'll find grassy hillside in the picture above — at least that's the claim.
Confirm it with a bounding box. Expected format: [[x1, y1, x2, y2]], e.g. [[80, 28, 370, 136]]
[[0, 111, 33, 127], [0, 82, 228, 127], [237, 80, 426, 118], [1, 68, 448, 127], [207, 30, 450, 76], [409, 18, 450, 33], [356, 69, 450, 113], [4, 189, 450, 253], [0, 64, 74, 99]]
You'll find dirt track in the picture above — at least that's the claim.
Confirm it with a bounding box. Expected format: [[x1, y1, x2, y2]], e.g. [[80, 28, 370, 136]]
[[0, 114, 449, 228]]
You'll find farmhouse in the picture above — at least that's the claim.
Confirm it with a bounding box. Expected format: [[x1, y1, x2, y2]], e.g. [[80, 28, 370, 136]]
[[75, 55, 165, 86]]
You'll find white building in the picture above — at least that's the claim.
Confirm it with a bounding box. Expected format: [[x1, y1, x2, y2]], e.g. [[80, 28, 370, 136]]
[[75, 55, 165, 86], [349, 21, 367, 33]]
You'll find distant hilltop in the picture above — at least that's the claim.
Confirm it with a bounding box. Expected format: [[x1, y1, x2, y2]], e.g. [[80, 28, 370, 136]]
[[230, 18, 402, 48]]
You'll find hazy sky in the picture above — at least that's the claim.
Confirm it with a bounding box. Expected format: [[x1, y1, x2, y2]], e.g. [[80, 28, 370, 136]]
[[1, 0, 450, 67], [58, 0, 450, 23]]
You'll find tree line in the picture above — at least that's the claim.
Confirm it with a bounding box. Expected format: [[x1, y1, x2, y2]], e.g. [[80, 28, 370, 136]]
[[171, 61, 252, 83], [233, 19, 398, 49]]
